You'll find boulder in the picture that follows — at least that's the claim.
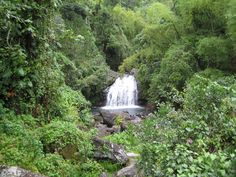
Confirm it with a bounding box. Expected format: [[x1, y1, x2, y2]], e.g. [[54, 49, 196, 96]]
[[130, 68, 138, 77], [114, 152, 141, 177], [93, 137, 128, 164], [100, 172, 109, 177], [106, 70, 120, 86], [120, 115, 142, 131], [130, 117, 142, 124], [114, 164, 138, 177], [96, 123, 120, 137], [0, 166, 46, 177], [94, 113, 103, 123], [100, 111, 117, 127], [119, 112, 131, 121], [120, 121, 128, 131]]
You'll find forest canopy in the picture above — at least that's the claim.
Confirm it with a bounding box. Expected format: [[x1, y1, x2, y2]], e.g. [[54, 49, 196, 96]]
[[0, 0, 235, 176]]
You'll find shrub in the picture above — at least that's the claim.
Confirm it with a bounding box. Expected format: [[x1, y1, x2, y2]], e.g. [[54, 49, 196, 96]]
[[0, 112, 43, 171], [77, 159, 104, 177], [196, 37, 230, 68], [39, 121, 93, 159], [137, 73, 236, 176], [36, 153, 79, 177], [148, 42, 195, 104]]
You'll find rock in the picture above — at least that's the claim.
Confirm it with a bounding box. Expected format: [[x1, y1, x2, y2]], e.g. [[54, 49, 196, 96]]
[[106, 70, 120, 86], [94, 114, 103, 123], [130, 68, 138, 77], [100, 172, 109, 177], [114, 152, 141, 177], [126, 152, 140, 158], [0, 166, 46, 177], [59, 145, 77, 159], [135, 112, 148, 119], [93, 137, 128, 164], [120, 121, 128, 131], [96, 123, 111, 137], [96, 123, 120, 137], [114, 164, 138, 177], [119, 112, 131, 121], [120, 115, 142, 131], [130, 117, 142, 124], [100, 111, 117, 127]]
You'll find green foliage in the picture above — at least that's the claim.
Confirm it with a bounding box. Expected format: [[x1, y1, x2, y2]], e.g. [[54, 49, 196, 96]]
[[113, 5, 145, 40], [50, 85, 91, 122], [137, 74, 236, 176], [106, 126, 141, 152], [144, 2, 176, 25], [36, 153, 80, 177], [178, 0, 228, 34], [227, 0, 236, 51], [99, 160, 122, 175], [1, 0, 236, 177], [196, 37, 230, 68], [0, 110, 43, 171], [59, 3, 109, 103], [91, 6, 130, 71], [39, 121, 94, 158], [148, 42, 195, 103], [77, 159, 104, 177], [114, 115, 123, 126]]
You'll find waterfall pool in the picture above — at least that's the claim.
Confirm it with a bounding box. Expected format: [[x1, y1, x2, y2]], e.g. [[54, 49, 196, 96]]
[[99, 106, 146, 115], [94, 106, 146, 116]]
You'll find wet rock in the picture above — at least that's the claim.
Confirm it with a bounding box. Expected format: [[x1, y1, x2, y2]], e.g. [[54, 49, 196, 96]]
[[100, 172, 109, 177], [130, 117, 142, 124], [130, 68, 138, 77], [93, 137, 128, 164], [96, 123, 120, 137], [120, 115, 142, 131], [114, 164, 138, 177], [93, 111, 104, 123], [135, 112, 148, 119], [96, 123, 111, 137], [119, 112, 131, 121], [120, 121, 128, 131], [0, 166, 46, 177], [114, 152, 141, 177], [127, 152, 140, 158], [106, 70, 120, 86], [100, 111, 117, 127]]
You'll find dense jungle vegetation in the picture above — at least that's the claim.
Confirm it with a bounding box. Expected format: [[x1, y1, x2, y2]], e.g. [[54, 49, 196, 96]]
[[0, 0, 236, 176]]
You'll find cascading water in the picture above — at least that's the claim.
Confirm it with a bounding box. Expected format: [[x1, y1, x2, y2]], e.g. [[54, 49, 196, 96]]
[[105, 75, 138, 108]]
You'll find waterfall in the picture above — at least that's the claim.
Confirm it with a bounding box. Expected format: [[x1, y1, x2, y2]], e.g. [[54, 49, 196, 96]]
[[105, 75, 138, 108]]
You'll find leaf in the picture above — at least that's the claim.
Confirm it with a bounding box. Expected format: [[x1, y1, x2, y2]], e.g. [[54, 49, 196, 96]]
[[209, 154, 217, 161], [28, 81, 33, 87], [17, 68, 25, 76], [3, 70, 12, 78]]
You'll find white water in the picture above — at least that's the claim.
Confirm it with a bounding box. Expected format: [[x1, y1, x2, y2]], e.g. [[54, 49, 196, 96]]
[[104, 75, 139, 108]]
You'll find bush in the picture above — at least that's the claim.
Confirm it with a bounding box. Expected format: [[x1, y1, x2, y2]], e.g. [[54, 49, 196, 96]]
[[148, 42, 195, 103], [39, 121, 94, 159], [0, 112, 43, 171], [50, 85, 91, 123], [77, 159, 104, 177], [106, 125, 141, 152], [36, 153, 79, 177], [196, 37, 230, 68], [137, 73, 236, 176]]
